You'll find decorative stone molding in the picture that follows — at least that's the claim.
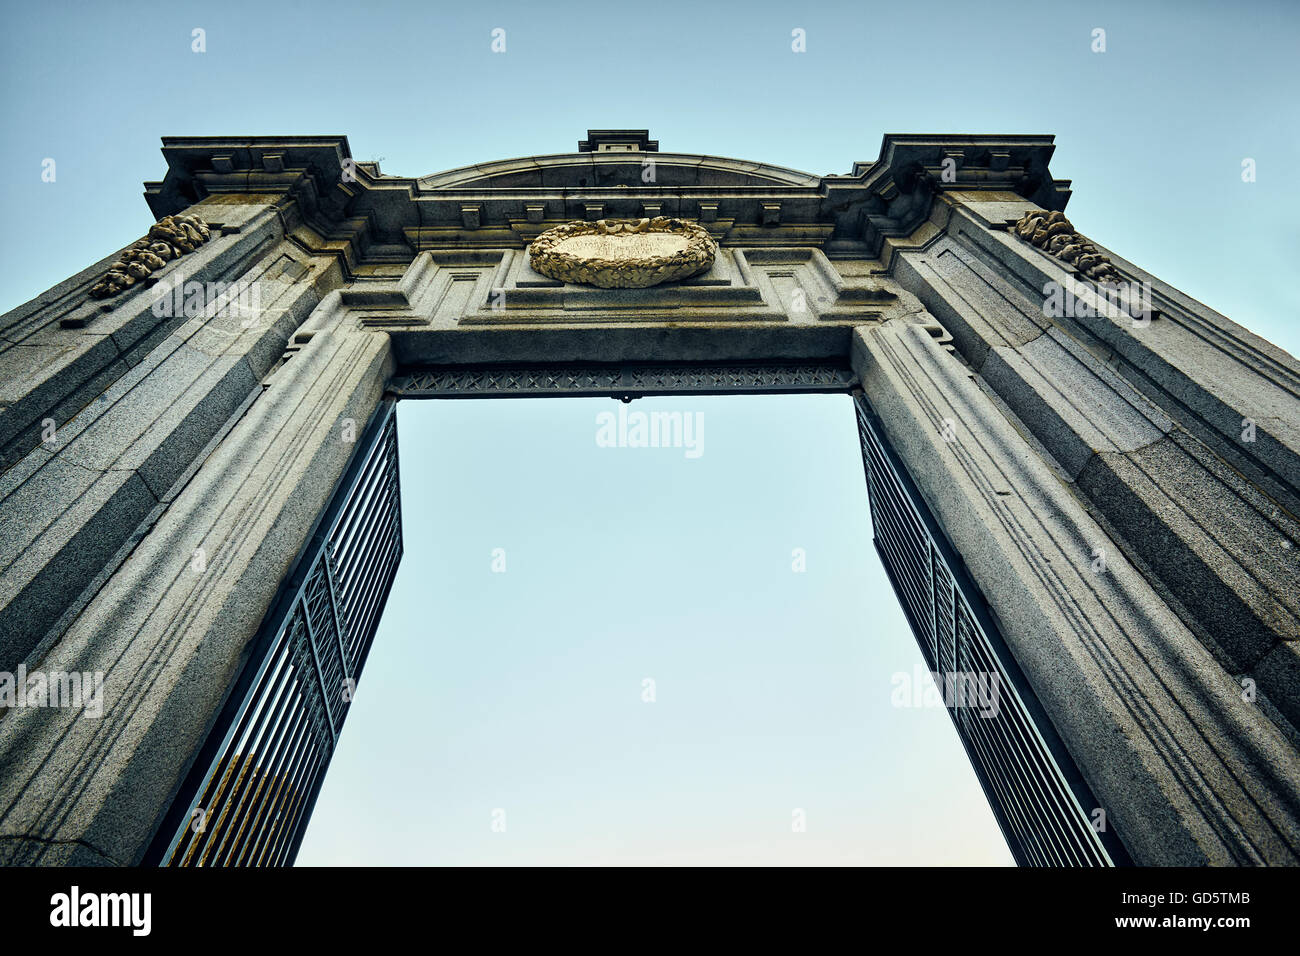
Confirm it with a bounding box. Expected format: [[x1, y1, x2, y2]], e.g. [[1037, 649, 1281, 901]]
[[89, 214, 212, 299], [1008, 209, 1122, 284], [528, 217, 716, 288]]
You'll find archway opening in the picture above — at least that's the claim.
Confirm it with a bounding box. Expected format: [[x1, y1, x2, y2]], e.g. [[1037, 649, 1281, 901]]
[[293, 393, 1012, 865]]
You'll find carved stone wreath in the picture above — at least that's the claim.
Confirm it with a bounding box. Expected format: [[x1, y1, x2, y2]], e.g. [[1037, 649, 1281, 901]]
[[529, 217, 716, 288]]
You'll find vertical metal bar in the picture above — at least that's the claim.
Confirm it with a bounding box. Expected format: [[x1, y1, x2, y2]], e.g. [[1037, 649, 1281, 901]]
[[220, 661, 312, 867], [929, 545, 940, 671], [205, 657, 301, 867], [249, 707, 317, 867]]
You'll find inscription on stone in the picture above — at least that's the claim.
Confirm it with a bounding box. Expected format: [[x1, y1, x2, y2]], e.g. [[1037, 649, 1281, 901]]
[[556, 232, 688, 261]]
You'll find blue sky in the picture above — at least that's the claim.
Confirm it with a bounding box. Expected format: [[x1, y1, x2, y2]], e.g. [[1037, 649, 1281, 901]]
[[299, 394, 1012, 865], [2, 0, 1295, 865]]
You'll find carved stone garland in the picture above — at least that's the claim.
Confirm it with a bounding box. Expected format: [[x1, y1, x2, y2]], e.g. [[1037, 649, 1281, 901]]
[[1008, 209, 1123, 284], [89, 214, 212, 299]]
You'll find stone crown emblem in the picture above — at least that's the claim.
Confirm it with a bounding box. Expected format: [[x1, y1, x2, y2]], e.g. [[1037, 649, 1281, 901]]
[[529, 217, 716, 288]]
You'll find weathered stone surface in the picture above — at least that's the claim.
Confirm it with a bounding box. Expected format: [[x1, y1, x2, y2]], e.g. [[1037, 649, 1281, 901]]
[[0, 203, 282, 471], [0, 466, 157, 668], [982, 327, 1173, 479], [895, 197, 1300, 741], [0, 214, 326, 674], [1077, 431, 1300, 675], [947, 198, 1300, 513], [1258, 641, 1300, 730], [893, 237, 1049, 367], [0, 337, 125, 470]]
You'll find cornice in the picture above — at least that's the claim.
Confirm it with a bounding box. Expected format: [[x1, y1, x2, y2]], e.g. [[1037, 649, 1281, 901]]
[[143, 133, 1072, 264]]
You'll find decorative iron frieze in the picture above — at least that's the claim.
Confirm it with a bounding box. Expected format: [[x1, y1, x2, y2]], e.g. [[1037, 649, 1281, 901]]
[[1007, 209, 1122, 284], [89, 213, 212, 299], [528, 217, 716, 288], [390, 363, 857, 399]]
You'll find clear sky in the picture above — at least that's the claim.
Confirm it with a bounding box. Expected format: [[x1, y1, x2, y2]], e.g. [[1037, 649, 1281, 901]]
[[299, 394, 1013, 865], [2, 0, 1295, 866]]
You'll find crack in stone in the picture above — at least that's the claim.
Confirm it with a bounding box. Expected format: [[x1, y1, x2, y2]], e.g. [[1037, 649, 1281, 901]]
[[0, 832, 125, 865]]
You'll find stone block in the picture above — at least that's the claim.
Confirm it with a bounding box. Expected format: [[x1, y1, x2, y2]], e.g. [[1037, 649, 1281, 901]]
[[0, 467, 157, 668], [1078, 431, 1300, 673], [981, 327, 1173, 479]]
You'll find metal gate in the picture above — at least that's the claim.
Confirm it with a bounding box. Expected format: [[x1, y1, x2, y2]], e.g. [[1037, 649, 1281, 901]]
[[855, 394, 1129, 866], [147, 402, 403, 866]]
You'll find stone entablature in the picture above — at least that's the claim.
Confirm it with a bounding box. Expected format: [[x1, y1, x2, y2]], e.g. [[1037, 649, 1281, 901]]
[[343, 245, 903, 334]]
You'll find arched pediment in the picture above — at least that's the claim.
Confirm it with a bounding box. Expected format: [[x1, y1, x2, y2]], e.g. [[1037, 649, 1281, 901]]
[[416, 152, 821, 190]]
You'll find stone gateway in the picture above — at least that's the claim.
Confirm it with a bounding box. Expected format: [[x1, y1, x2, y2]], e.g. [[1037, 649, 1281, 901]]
[[0, 130, 1297, 867]]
